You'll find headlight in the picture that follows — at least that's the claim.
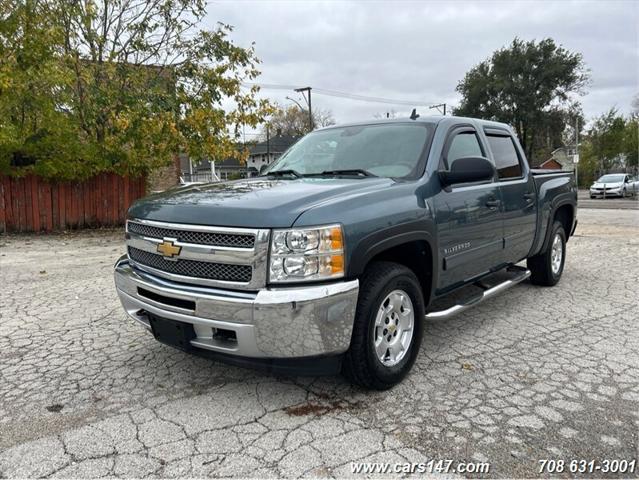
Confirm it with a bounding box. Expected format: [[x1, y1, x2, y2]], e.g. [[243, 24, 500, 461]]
[[269, 224, 344, 283]]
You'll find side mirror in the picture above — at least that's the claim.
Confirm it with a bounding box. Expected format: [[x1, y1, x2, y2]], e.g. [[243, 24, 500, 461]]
[[438, 156, 496, 187]]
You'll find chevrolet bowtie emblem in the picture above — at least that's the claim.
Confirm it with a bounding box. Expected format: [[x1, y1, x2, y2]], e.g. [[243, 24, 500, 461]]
[[157, 239, 181, 258]]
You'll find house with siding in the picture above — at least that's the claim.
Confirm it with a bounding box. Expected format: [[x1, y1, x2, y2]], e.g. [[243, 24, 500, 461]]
[[245, 132, 299, 176], [538, 147, 576, 170], [178, 132, 300, 182]]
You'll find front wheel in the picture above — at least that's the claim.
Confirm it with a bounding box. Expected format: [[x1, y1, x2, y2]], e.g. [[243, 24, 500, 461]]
[[343, 261, 425, 390], [527, 221, 566, 286]]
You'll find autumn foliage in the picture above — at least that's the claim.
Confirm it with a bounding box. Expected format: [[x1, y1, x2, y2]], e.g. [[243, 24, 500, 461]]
[[0, 0, 272, 180]]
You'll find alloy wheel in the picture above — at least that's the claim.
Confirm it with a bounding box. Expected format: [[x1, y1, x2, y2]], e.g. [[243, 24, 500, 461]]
[[551, 233, 563, 275], [373, 290, 415, 367]]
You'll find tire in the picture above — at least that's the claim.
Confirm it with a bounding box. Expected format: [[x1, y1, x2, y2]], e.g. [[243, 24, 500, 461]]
[[343, 261, 425, 390], [527, 221, 566, 286], [622, 188, 627, 198]]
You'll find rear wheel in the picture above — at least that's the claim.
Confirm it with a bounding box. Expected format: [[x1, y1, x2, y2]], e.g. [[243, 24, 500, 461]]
[[343, 261, 425, 390], [527, 221, 566, 286]]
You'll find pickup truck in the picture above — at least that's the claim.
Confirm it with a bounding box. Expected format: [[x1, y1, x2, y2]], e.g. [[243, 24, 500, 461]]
[[114, 116, 577, 390]]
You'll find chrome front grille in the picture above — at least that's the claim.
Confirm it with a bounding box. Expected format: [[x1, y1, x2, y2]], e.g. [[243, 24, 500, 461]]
[[125, 219, 270, 289], [128, 221, 255, 248], [128, 247, 252, 283]]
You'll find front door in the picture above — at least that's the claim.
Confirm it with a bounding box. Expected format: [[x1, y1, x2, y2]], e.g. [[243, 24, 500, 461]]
[[433, 126, 504, 291]]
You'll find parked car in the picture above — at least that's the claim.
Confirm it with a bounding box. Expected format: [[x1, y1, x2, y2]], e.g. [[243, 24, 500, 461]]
[[627, 175, 639, 196], [114, 116, 577, 389], [589, 174, 636, 198]]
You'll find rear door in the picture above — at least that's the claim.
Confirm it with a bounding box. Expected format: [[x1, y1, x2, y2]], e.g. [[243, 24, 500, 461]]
[[433, 125, 504, 291], [483, 128, 536, 264]]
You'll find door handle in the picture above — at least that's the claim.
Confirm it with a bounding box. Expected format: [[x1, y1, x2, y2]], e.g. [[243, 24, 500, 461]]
[[485, 199, 500, 209], [523, 192, 535, 201]]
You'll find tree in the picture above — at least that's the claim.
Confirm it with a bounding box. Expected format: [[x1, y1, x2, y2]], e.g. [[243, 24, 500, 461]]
[[454, 38, 589, 163], [626, 94, 639, 169], [263, 103, 335, 138], [588, 109, 627, 170], [0, 0, 80, 172], [578, 108, 638, 186], [623, 116, 638, 170], [0, 0, 272, 180]]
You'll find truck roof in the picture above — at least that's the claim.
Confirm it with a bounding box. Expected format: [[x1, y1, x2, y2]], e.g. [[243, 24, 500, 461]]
[[315, 115, 514, 133]]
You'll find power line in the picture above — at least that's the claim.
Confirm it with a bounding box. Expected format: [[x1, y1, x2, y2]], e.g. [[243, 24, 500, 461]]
[[314, 87, 435, 107], [242, 82, 437, 107]]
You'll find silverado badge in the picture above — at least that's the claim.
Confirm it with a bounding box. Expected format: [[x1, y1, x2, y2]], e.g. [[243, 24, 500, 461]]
[[157, 239, 181, 258]]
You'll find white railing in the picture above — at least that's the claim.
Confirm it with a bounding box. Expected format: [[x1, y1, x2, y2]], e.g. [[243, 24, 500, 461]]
[[180, 172, 220, 184]]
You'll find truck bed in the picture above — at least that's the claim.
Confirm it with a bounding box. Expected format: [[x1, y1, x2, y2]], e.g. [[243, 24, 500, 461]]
[[530, 168, 575, 176]]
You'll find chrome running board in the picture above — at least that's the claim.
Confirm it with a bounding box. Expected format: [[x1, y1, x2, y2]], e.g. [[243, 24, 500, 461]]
[[425, 265, 531, 320]]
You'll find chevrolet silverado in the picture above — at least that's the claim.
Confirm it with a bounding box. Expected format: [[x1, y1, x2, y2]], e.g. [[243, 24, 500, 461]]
[[114, 116, 577, 389]]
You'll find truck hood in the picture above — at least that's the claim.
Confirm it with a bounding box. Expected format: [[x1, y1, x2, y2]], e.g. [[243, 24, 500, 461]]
[[129, 177, 395, 228]]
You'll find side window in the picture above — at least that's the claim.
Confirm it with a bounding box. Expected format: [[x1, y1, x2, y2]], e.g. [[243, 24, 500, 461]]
[[486, 135, 523, 179], [444, 131, 483, 169]]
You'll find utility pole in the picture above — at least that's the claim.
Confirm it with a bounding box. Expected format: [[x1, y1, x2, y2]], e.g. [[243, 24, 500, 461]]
[[266, 124, 270, 165], [294, 86, 313, 131], [308, 89, 312, 130], [429, 103, 446, 115]]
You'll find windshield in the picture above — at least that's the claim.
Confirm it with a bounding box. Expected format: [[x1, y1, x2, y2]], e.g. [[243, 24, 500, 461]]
[[597, 174, 625, 183], [264, 123, 431, 179]]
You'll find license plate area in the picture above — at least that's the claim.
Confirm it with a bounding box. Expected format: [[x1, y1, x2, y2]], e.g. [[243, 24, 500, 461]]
[[147, 314, 196, 351]]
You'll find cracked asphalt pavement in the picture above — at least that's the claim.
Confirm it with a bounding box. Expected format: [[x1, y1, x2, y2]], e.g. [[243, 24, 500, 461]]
[[1, 208, 638, 478]]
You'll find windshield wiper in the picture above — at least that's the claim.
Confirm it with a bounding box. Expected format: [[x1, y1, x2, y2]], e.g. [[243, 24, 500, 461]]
[[263, 169, 304, 178], [311, 169, 377, 177]]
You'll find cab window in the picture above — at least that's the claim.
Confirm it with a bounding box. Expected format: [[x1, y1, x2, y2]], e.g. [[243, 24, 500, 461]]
[[486, 134, 523, 179], [443, 131, 483, 170]]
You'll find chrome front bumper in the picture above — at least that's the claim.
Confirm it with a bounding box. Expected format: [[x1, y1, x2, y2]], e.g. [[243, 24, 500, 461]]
[[114, 256, 359, 359]]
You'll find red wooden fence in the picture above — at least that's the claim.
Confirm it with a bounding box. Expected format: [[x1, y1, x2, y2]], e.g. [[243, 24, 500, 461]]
[[0, 173, 146, 233]]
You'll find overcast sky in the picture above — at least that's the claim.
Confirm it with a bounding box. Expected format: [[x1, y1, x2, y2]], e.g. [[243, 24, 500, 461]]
[[206, 0, 638, 130]]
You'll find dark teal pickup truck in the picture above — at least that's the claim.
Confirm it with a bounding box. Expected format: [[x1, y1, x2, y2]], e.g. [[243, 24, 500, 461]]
[[114, 116, 577, 389]]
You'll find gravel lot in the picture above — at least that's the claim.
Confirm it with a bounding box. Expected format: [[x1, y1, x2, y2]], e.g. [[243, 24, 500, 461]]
[[1, 208, 638, 478]]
